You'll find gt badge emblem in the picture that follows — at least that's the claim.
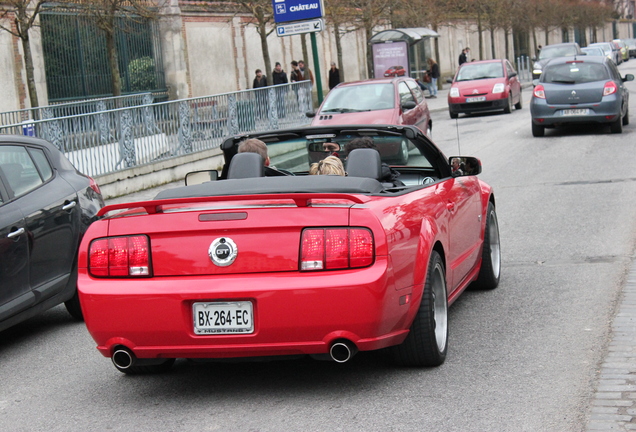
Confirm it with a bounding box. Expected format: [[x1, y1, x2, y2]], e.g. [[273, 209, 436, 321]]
[[209, 237, 238, 267]]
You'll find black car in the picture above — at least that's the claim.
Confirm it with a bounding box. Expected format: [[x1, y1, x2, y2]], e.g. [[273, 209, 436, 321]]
[[533, 42, 586, 83], [0, 136, 104, 332]]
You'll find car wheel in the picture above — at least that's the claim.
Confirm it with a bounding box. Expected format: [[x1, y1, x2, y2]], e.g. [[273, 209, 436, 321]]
[[610, 115, 623, 133], [503, 94, 512, 114], [532, 122, 545, 137], [470, 202, 501, 290], [514, 91, 523, 110], [397, 139, 409, 164], [390, 250, 448, 367], [63, 257, 84, 321], [449, 109, 458, 119], [426, 123, 432, 140], [623, 107, 629, 126]]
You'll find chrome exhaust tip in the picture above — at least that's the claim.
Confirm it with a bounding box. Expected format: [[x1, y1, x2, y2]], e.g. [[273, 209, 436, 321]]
[[329, 340, 358, 363], [112, 348, 134, 370]]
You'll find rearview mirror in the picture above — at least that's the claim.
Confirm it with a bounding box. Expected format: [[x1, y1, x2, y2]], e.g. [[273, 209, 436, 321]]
[[449, 156, 482, 176], [401, 101, 417, 110], [185, 170, 218, 186]]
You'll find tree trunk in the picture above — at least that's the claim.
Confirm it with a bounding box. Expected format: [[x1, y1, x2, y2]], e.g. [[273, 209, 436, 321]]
[[301, 33, 309, 65], [365, 22, 373, 78], [489, 25, 496, 59], [334, 21, 344, 82], [433, 24, 441, 90], [105, 29, 122, 97], [258, 19, 272, 86], [504, 28, 510, 62], [477, 10, 483, 60], [18, 22, 40, 112]]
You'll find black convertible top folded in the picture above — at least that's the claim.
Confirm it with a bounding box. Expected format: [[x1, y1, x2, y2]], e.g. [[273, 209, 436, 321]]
[[155, 176, 385, 200]]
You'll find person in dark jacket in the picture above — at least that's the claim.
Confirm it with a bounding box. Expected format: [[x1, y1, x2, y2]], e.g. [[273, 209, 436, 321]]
[[328, 62, 340, 90], [458, 47, 469, 66], [271, 62, 288, 118], [253, 69, 267, 88], [425, 58, 440, 98], [253, 69, 268, 118], [272, 62, 288, 85]]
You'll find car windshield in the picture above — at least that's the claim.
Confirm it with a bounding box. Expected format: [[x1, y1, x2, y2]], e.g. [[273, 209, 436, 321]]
[[261, 132, 433, 173], [539, 45, 578, 60], [320, 83, 395, 113], [542, 62, 609, 84], [456, 62, 503, 81]]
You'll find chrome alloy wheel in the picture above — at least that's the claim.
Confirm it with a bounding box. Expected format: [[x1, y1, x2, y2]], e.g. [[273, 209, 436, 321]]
[[431, 262, 448, 352], [488, 209, 501, 279]]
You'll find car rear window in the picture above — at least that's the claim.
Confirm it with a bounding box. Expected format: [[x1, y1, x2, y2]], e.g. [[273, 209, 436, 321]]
[[543, 62, 609, 84], [539, 45, 579, 60]]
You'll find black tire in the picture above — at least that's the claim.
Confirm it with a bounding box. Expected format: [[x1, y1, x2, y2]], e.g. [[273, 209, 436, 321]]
[[449, 110, 459, 119], [63, 257, 84, 321], [390, 251, 448, 367], [610, 115, 623, 133], [503, 94, 512, 114], [115, 359, 176, 375], [532, 122, 545, 137], [470, 202, 501, 290], [514, 91, 523, 110], [623, 107, 629, 126]]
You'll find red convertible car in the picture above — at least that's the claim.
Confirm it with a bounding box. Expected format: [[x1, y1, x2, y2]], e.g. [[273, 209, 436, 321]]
[[77, 125, 500, 374]]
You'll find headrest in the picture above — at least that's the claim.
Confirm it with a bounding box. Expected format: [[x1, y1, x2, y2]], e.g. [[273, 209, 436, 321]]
[[346, 148, 382, 180], [227, 152, 264, 179]]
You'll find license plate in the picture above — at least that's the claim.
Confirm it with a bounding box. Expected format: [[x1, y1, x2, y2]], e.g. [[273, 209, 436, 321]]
[[193, 301, 253, 335], [562, 109, 589, 116], [466, 96, 486, 103]]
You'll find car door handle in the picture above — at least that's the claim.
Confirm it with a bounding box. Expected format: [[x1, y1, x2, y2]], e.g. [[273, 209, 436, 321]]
[[62, 201, 77, 211], [7, 228, 25, 239]]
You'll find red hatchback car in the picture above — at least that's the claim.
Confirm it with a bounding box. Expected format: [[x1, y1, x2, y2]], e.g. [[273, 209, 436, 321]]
[[77, 125, 500, 374], [308, 77, 432, 138], [448, 59, 522, 118], [384, 65, 406, 77]]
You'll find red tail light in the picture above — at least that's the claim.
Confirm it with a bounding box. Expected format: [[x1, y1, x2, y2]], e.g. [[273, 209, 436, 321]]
[[603, 81, 617, 96], [89, 235, 151, 277], [533, 85, 545, 99], [301, 228, 374, 271]]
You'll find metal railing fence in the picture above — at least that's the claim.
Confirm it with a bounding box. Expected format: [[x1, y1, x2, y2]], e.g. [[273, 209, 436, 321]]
[[0, 82, 313, 177], [0, 93, 153, 127], [516, 56, 532, 82]]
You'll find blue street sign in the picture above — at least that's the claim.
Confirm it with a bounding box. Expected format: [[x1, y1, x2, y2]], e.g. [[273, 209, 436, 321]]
[[272, 0, 324, 24]]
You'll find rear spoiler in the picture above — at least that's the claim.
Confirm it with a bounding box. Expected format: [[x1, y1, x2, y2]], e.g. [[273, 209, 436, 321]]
[[98, 193, 372, 217]]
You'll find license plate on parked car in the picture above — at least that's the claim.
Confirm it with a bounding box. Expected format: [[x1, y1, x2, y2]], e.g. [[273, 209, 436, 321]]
[[193, 301, 253, 334], [562, 109, 589, 116], [466, 96, 486, 103]]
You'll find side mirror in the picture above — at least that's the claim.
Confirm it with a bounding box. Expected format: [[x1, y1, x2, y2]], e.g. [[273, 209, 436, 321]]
[[623, 74, 634, 82], [509, 71, 517, 78], [448, 156, 482, 176], [185, 170, 218, 186], [401, 101, 417, 110], [306, 111, 316, 118]]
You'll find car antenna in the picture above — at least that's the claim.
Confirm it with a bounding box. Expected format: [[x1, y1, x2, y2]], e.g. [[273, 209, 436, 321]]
[[455, 118, 462, 155]]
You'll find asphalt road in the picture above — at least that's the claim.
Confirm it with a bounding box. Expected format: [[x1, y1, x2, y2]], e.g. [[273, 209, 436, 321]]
[[2, 62, 636, 432]]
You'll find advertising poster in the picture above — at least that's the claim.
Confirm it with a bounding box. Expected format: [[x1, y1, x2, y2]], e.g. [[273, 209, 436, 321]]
[[372, 41, 409, 79]]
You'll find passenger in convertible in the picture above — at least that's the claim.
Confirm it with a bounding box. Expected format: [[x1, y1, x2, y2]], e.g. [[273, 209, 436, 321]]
[[346, 137, 403, 185], [309, 155, 346, 176]]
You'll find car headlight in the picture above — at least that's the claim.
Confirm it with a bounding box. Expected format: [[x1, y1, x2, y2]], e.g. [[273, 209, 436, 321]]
[[492, 83, 505, 94], [450, 87, 460, 97], [533, 63, 542, 74]]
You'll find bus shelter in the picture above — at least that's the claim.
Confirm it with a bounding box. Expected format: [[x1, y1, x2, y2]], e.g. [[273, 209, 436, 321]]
[[369, 28, 439, 80]]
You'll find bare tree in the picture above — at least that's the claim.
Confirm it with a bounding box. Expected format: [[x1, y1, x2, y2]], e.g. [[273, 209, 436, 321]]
[[347, 0, 392, 78], [0, 0, 50, 109], [233, 0, 275, 85]]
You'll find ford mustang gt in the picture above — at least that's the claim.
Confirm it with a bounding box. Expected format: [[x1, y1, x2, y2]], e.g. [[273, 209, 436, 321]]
[[77, 125, 500, 374]]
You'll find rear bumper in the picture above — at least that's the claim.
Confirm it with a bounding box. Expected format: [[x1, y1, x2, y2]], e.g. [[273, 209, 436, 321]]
[[78, 257, 418, 360], [530, 98, 623, 126]]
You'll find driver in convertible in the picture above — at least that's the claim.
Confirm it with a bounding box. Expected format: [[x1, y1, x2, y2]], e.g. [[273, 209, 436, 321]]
[[346, 137, 403, 186], [238, 138, 287, 176]]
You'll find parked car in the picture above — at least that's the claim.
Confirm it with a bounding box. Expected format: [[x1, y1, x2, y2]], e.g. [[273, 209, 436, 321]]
[[77, 124, 500, 374], [613, 39, 629, 62], [533, 42, 586, 81], [625, 38, 636, 58], [581, 46, 606, 57], [0, 135, 104, 332], [307, 77, 432, 138], [588, 42, 620, 64], [530, 56, 634, 137], [448, 59, 522, 118], [384, 65, 406, 77]]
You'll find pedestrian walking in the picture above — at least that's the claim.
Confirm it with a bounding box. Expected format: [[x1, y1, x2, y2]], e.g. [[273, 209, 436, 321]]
[[298, 60, 314, 87], [459, 47, 470, 66], [271, 62, 288, 118], [290, 60, 303, 82], [253, 69, 267, 88], [272, 62, 288, 85], [425, 58, 440, 98], [252, 69, 268, 119], [328, 62, 340, 90]]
